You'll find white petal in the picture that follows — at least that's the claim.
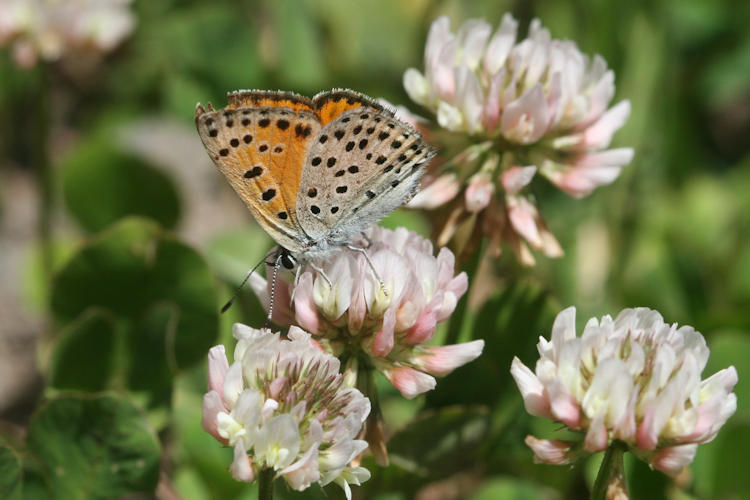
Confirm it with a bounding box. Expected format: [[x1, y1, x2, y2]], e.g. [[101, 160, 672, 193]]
[[510, 357, 552, 418], [501, 84, 550, 144], [484, 13, 518, 74], [255, 414, 301, 470], [436, 101, 464, 131], [229, 441, 255, 482], [279, 442, 321, 491], [403, 68, 431, 107], [456, 19, 492, 70], [223, 362, 244, 408], [207, 345, 229, 394]]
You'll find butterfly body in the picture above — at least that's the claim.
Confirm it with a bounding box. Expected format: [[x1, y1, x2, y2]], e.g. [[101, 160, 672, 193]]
[[195, 89, 434, 263]]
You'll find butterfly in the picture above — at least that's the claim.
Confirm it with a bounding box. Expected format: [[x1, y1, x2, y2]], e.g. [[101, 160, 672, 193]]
[[195, 89, 435, 271]]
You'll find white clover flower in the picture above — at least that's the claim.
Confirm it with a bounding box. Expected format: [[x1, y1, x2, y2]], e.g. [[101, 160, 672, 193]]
[[202, 325, 371, 498], [0, 0, 135, 67], [511, 307, 738, 476], [250, 226, 484, 400], [403, 15, 633, 264]]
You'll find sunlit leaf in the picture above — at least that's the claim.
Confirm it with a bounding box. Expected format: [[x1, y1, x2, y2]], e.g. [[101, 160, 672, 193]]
[[61, 140, 181, 233], [50, 218, 218, 402]]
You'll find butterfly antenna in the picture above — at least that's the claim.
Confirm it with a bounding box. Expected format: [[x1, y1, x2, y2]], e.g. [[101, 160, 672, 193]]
[[264, 252, 283, 328], [220, 251, 274, 314]]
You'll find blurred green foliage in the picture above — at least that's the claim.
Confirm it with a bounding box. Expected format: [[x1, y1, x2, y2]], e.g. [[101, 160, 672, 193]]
[[50, 217, 219, 406], [1, 0, 749, 499]]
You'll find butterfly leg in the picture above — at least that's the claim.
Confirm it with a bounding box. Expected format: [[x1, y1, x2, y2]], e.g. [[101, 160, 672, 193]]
[[307, 261, 332, 288], [346, 244, 388, 297]]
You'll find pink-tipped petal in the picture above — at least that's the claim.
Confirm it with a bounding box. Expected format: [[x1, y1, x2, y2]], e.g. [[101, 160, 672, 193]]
[[371, 306, 397, 357], [465, 172, 494, 212], [649, 444, 698, 477], [208, 345, 229, 394], [384, 366, 437, 399], [584, 415, 609, 452], [229, 442, 255, 482], [280, 442, 321, 491], [202, 391, 227, 442], [507, 196, 543, 248], [581, 100, 631, 149], [501, 165, 537, 195], [293, 272, 321, 334], [408, 173, 461, 209], [414, 340, 485, 377], [547, 378, 581, 428], [524, 436, 576, 465], [403, 307, 439, 345], [481, 69, 504, 132], [501, 84, 550, 144], [510, 357, 553, 419]]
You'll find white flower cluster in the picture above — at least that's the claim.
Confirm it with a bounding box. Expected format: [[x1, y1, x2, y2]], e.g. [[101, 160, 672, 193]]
[[251, 226, 483, 399], [404, 15, 632, 198], [512, 307, 737, 475], [203, 325, 371, 499], [0, 0, 134, 67]]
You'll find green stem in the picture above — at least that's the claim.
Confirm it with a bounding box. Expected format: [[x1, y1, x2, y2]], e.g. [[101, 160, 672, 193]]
[[592, 441, 628, 500], [444, 241, 483, 346], [357, 360, 389, 465], [257, 467, 274, 500]]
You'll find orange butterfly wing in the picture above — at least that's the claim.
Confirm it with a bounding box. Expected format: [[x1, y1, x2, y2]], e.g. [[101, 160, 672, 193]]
[[195, 95, 320, 253], [195, 89, 390, 253]]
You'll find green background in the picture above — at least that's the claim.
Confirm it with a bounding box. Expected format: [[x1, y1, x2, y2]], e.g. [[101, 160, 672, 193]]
[[1, 0, 748, 498]]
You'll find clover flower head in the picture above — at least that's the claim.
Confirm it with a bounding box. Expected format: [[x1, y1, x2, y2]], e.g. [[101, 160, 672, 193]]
[[202, 325, 371, 498], [511, 307, 738, 476], [404, 15, 633, 264], [0, 0, 135, 67], [250, 226, 484, 399]]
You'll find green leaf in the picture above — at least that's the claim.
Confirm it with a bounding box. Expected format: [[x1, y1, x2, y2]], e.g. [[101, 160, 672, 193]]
[[706, 420, 750, 499], [704, 332, 750, 412], [19, 455, 51, 500], [470, 476, 559, 500], [381, 208, 430, 237], [61, 139, 181, 233], [26, 394, 160, 499], [49, 310, 117, 392], [388, 406, 490, 478], [50, 218, 218, 400], [204, 227, 274, 285], [0, 446, 22, 500]]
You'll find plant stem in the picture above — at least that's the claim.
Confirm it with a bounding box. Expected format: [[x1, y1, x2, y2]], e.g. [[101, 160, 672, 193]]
[[258, 467, 274, 500], [444, 241, 482, 346], [592, 441, 629, 500], [358, 360, 388, 465]]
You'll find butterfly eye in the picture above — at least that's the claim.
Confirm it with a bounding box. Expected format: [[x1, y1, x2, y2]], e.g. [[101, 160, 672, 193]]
[[281, 253, 296, 270]]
